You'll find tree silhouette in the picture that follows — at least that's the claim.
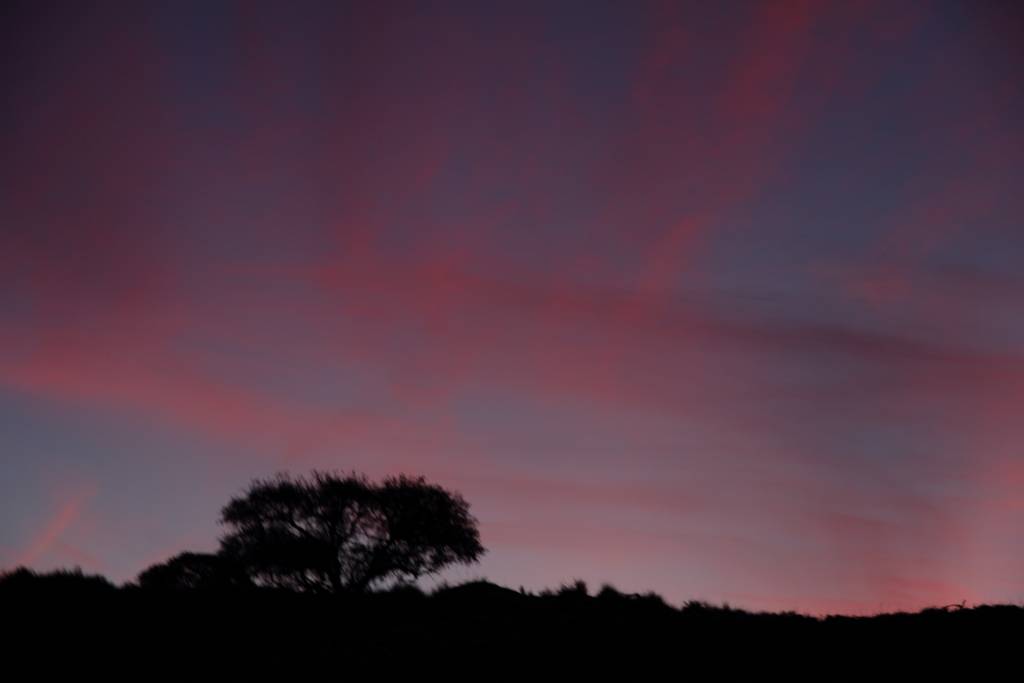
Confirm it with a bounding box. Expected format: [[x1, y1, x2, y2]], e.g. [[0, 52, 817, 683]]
[[218, 470, 484, 593]]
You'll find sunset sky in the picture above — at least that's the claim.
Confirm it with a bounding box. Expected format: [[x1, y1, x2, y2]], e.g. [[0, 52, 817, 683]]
[[2, 1, 1022, 614]]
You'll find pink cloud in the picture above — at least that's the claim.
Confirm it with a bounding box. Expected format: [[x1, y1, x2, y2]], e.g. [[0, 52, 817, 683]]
[[12, 487, 96, 569]]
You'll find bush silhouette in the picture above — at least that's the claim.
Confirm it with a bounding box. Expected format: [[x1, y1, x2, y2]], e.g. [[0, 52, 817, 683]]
[[218, 470, 484, 592], [0, 566, 116, 597], [137, 551, 252, 591]]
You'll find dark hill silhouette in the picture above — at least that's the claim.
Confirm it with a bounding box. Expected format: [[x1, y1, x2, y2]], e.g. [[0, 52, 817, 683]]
[[1, 567, 1020, 676]]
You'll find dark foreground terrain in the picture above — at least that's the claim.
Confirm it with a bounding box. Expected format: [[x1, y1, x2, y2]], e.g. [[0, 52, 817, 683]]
[[1, 568, 1020, 676]]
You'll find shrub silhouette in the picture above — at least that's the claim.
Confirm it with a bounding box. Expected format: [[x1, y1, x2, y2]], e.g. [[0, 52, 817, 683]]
[[0, 566, 115, 597], [218, 470, 484, 592], [557, 579, 589, 598], [137, 551, 252, 591]]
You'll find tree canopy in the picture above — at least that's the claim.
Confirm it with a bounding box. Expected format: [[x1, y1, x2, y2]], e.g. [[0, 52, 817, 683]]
[[217, 470, 484, 593]]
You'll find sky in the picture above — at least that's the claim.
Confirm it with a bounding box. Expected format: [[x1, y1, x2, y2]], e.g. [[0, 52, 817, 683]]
[[1, 0, 1023, 615]]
